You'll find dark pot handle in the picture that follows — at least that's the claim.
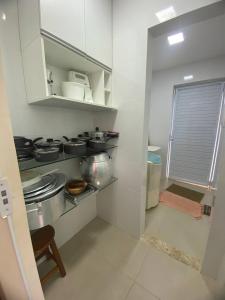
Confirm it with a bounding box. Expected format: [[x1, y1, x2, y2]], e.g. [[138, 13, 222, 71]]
[[33, 137, 43, 144], [62, 136, 69, 142]]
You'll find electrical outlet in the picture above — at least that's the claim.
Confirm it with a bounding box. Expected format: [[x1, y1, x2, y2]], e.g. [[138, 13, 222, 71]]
[[0, 177, 12, 218]]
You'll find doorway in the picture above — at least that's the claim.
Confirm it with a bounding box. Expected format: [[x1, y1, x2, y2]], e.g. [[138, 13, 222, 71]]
[[144, 2, 225, 270], [167, 80, 225, 188]]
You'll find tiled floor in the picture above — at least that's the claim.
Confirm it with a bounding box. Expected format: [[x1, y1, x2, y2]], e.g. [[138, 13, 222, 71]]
[[42, 217, 225, 300], [145, 180, 213, 261], [145, 203, 211, 260]]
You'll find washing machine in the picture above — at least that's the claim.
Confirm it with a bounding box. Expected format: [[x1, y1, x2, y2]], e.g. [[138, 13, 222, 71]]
[[146, 146, 162, 209]]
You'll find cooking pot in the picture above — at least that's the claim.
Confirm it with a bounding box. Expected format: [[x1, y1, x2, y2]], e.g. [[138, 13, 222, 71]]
[[89, 127, 107, 140], [77, 134, 91, 145], [33, 137, 63, 152], [80, 153, 112, 188], [14, 136, 33, 148], [34, 147, 59, 162], [63, 136, 86, 155], [14, 136, 34, 160], [88, 137, 106, 151], [24, 173, 66, 230]]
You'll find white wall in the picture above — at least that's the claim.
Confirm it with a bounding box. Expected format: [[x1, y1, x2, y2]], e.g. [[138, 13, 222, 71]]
[[0, 0, 97, 248], [96, 0, 218, 239], [149, 55, 225, 178], [96, 0, 225, 281]]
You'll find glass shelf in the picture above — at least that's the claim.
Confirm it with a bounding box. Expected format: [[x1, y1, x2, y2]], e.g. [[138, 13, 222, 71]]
[[19, 145, 117, 171], [61, 177, 118, 216]]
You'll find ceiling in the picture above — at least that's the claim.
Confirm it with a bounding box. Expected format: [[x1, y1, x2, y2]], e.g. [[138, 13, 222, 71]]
[[151, 11, 225, 71]]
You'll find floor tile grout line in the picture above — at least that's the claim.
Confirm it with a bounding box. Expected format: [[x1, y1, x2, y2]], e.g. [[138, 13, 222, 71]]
[[133, 282, 161, 300], [123, 280, 136, 300]]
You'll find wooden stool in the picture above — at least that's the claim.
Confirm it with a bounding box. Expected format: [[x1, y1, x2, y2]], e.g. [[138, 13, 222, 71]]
[[31, 225, 66, 285]]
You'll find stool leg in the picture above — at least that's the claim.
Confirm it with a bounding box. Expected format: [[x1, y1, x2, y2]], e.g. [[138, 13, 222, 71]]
[[49, 239, 66, 277]]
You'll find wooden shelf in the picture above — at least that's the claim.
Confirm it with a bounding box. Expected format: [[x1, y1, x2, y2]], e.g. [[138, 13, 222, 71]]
[[29, 95, 117, 112]]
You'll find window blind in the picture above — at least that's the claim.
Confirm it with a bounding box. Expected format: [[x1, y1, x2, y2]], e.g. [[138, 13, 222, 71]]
[[168, 81, 225, 186]]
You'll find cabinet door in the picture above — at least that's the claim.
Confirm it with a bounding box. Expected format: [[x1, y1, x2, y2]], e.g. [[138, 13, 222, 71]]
[[85, 0, 112, 68], [40, 0, 85, 52]]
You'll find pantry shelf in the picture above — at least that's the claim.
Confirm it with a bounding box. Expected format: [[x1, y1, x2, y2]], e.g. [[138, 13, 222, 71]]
[[18, 145, 118, 171], [29, 95, 117, 112], [62, 177, 118, 216]]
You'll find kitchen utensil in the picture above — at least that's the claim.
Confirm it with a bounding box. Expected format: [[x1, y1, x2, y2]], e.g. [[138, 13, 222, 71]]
[[68, 71, 90, 86], [80, 153, 113, 188], [14, 136, 33, 148], [61, 81, 84, 101], [34, 147, 59, 162], [105, 131, 119, 139], [63, 136, 86, 155], [46, 68, 54, 95], [65, 179, 87, 196], [89, 127, 107, 140], [14, 136, 34, 161], [88, 137, 106, 151], [33, 137, 63, 152], [24, 173, 66, 230], [77, 134, 91, 145]]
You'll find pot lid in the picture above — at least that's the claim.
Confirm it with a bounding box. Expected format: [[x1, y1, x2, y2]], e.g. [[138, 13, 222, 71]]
[[24, 173, 66, 203], [23, 174, 56, 195], [35, 147, 59, 154], [21, 170, 43, 188], [65, 140, 85, 146], [90, 137, 105, 143]]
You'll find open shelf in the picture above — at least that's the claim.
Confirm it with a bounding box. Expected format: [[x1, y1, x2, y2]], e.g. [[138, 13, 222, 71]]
[[30, 95, 117, 111], [19, 145, 117, 171], [62, 177, 118, 216]]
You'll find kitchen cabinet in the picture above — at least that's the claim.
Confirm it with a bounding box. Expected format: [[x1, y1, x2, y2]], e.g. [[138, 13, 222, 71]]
[[18, 0, 114, 109], [19, 0, 112, 68], [40, 0, 85, 52], [85, 0, 112, 68]]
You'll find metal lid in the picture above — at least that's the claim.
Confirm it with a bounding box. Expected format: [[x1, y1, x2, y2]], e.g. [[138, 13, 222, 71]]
[[65, 140, 86, 146], [35, 147, 59, 154], [90, 137, 105, 144], [24, 173, 66, 203], [23, 174, 56, 195]]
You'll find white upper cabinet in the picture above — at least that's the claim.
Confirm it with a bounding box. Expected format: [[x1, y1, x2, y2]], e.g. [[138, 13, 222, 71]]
[[40, 0, 85, 52], [85, 0, 112, 68]]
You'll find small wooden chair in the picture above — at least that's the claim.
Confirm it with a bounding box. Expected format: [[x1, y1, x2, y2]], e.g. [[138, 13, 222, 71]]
[[31, 225, 66, 285]]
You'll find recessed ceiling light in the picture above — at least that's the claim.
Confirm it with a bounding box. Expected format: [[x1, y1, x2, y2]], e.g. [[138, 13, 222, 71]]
[[155, 6, 176, 23], [168, 32, 184, 45], [184, 75, 194, 80], [1, 12, 6, 21]]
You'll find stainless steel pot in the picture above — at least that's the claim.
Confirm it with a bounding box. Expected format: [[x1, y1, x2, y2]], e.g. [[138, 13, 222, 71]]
[[80, 153, 112, 188], [89, 127, 106, 140], [24, 173, 66, 230]]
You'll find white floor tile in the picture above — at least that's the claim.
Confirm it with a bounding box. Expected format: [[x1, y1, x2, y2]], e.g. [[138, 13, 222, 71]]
[[42, 217, 223, 300], [145, 202, 210, 259], [136, 246, 220, 300], [126, 283, 159, 300], [44, 246, 133, 300]]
